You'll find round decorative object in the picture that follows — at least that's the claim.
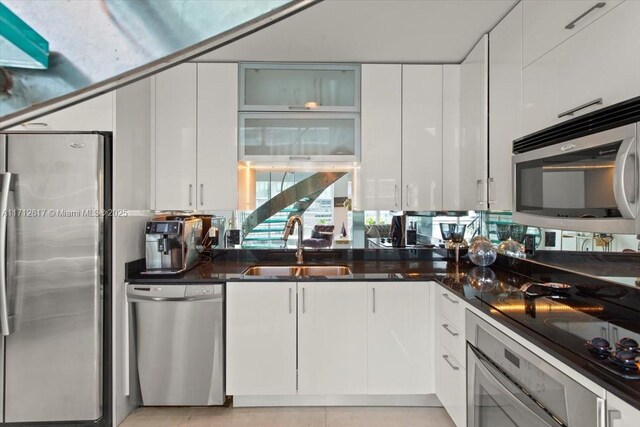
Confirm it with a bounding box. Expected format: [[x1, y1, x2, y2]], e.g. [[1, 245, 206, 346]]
[[468, 267, 497, 291], [469, 235, 492, 245], [497, 238, 526, 259], [469, 239, 497, 267]]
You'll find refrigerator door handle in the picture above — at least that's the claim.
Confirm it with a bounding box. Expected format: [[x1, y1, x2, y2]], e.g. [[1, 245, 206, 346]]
[[0, 172, 15, 336]]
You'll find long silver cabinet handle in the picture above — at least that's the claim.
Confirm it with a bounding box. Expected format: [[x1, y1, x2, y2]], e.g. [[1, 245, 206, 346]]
[[558, 98, 603, 118], [288, 288, 292, 314], [200, 184, 204, 206], [597, 397, 606, 427], [442, 324, 459, 337], [488, 177, 495, 204], [394, 185, 399, 208], [565, 2, 606, 29], [189, 184, 193, 206], [0, 173, 14, 336], [289, 156, 311, 161], [302, 287, 306, 314], [372, 288, 376, 314], [442, 293, 459, 304], [405, 185, 410, 207], [476, 179, 484, 205], [442, 354, 459, 371]]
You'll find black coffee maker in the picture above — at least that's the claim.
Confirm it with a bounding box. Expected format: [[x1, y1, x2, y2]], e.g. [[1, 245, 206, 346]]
[[389, 214, 406, 247]]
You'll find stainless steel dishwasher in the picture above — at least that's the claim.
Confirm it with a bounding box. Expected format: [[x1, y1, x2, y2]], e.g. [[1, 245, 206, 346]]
[[127, 283, 225, 406]]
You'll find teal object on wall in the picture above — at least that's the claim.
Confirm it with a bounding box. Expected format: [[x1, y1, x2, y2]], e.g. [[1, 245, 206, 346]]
[[0, 3, 49, 69]]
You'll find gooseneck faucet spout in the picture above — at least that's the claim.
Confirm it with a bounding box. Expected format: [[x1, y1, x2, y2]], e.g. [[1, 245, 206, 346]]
[[283, 215, 304, 264]]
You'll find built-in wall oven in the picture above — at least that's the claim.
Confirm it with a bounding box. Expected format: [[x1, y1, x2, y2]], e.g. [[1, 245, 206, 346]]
[[513, 122, 638, 234], [466, 312, 604, 427]]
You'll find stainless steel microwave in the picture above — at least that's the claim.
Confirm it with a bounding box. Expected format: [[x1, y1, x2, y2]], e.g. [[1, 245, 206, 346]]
[[513, 123, 638, 234]]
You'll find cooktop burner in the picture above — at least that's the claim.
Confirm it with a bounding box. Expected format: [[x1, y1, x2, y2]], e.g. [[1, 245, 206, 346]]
[[585, 337, 640, 379]]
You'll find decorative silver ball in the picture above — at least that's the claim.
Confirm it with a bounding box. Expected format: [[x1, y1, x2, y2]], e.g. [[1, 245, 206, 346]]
[[469, 239, 497, 267]]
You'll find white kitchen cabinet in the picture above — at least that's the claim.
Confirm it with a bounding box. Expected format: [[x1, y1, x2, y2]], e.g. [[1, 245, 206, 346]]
[[606, 392, 640, 427], [367, 282, 431, 394], [459, 35, 489, 210], [154, 63, 198, 210], [226, 282, 297, 395], [402, 65, 443, 211], [10, 92, 113, 131], [197, 63, 238, 210], [522, 0, 622, 68], [239, 63, 360, 112], [154, 63, 239, 211], [297, 282, 368, 395], [436, 345, 466, 427], [360, 64, 402, 210], [442, 65, 462, 211], [522, 1, 640, 135], [489, 3, 522, 211]]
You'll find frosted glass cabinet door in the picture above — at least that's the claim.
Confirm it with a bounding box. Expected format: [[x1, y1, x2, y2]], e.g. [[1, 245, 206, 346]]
[[239, 113, 360, 162], [240, 63, 360, 112]]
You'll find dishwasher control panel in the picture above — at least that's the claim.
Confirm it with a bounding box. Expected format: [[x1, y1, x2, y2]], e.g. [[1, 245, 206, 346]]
[[127, 283, 223, 301]]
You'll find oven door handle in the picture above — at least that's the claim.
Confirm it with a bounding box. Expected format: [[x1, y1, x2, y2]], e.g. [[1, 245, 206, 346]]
[[469, 345, 566, 427], [613, 135, 637, 219]]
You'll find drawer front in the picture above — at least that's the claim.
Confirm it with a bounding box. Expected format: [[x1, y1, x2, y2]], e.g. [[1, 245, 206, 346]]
[[436, 345, 466, 427], [522, 0, 622, 68], [437, 320, 466, 369], [437, 288, 466, 332]]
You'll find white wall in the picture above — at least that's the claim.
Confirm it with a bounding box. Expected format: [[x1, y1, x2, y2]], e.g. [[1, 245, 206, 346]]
[[112, 78, 152, 425]]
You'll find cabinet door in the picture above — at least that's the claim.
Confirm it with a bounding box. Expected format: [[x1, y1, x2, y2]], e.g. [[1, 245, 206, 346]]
[[522, 0, 622, 67], [360, 64, 402, 210], [226, 282, 297, 395], [10, 93, 113, 131], [459, 35, 489, 210], [238, 112, 360, 162], [367, 282, 431, 394], [607, 392, 640, 427], [436, 345, 466, 427], [240, 63, 360, 112], [197, 63, 238, 210], [442, 65, 462, 210], [489, 3, 522, 211], [154, 63, 197, 210], [298, 282, 367, 395], [402, 65, 443, 211], [523, 1, 640, 135]]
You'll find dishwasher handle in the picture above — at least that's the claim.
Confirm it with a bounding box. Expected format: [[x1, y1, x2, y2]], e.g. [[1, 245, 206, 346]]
[[127, 284, 223, 302]]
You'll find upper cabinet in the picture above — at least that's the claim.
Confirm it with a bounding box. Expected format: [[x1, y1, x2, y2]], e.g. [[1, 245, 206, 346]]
[[238, 113, 360, 162], [239, 63, 360, 112], [238, 63, 361, 163], [522, 0, 640, 135], [360, 64, 403, 210], [522, 0, 622, 68], [489, 3, 522, 211], [459, 35, 489, 211], [402, 65, 443, 211], [153, 63, 239, 211], [10, 93, 114, 131]]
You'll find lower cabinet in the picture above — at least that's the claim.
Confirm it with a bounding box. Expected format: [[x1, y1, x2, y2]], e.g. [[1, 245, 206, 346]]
[[297, 282, 368, 395], [606, 393, 640, 427], [367, 282, 431, 394], [436, 345, 466, 427], [226, 281, 432, 397], [226, 282, 297, 395], [435, 283, 468, 427]]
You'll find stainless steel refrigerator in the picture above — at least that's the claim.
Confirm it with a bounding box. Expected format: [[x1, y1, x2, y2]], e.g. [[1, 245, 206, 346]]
[[0, 132, 110, 425]]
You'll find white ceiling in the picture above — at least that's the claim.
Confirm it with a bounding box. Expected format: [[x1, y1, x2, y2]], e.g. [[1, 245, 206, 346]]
[[197, 0, 518, 63]]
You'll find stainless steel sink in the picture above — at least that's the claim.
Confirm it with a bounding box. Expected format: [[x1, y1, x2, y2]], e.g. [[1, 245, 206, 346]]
[[242, 265, 352, 277]]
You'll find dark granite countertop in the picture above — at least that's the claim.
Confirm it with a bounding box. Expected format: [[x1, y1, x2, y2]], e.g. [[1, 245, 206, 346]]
[[125, 249, 640, 410]]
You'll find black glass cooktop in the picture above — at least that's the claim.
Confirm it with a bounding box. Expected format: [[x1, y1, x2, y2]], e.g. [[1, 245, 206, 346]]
[[462, 267, 640, 380]]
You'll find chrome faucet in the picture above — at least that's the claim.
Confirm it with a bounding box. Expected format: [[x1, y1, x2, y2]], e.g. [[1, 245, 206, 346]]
[[283, 215, 304, 264]]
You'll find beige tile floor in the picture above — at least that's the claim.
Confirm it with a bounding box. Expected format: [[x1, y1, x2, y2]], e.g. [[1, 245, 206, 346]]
[[120, 406, 457, 427]]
